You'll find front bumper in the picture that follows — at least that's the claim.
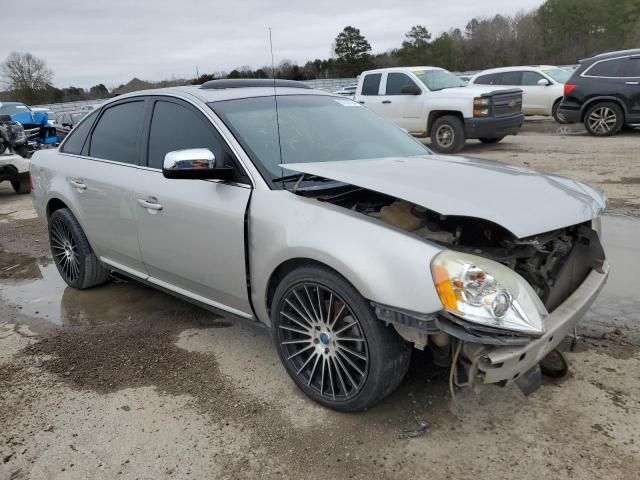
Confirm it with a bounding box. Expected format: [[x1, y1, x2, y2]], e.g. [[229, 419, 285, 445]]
[[464, 112, 524, 139], [464, 262, 609, 385]]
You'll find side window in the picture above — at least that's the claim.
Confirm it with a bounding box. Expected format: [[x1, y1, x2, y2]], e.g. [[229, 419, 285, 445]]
[[60, 110, 98, 155], [585, 57, 640, 78], [522, 71, 545, 85], [147, 100, 239, 175], [500, 71, 522, 85], [89, 101, 144, 164], [361, 74, 382, 95], [474, 74, 492, 85], [385, 73, 419, 95]]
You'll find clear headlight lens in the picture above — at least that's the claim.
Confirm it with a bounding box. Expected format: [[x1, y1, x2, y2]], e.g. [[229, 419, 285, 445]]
[[431, 251, 548, 336]]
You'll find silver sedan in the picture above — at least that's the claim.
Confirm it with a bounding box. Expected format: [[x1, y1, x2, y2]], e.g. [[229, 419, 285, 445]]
[[30, 80, 608, 411]]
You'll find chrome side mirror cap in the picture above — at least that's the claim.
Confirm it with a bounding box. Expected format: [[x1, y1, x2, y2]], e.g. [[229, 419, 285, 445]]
[[162, 148, 233, 180]]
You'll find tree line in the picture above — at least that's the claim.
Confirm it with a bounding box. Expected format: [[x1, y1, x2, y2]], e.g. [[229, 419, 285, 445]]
[[2, 0, 638, 104]]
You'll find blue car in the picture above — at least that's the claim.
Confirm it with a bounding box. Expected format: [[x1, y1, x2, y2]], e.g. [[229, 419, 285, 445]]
[[0, 101, 59, 156]]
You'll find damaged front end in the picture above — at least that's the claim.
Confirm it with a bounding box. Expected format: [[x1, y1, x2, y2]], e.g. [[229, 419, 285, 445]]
[[309, 186, 609, 394]]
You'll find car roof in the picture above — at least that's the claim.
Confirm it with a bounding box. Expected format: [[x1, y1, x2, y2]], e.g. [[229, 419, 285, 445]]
[[585, 48, 640, 62], [361, 66, 443, 75], [110, 84, 333, 104], [473, 65, 559, 75]]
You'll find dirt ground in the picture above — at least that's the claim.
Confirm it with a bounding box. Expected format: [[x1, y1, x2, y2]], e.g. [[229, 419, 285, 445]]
[[1, 121, 639, 480]]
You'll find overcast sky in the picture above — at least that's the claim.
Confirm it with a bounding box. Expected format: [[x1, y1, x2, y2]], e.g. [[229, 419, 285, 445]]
[[2, 0, 543, 89]]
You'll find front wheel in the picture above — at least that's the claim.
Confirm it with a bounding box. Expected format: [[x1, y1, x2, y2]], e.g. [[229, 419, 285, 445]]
[[584, 102, 623, 136], [48, 208, 111, 289], [272, 265, 411, 411], [11, 180, 30, 194], [430, 115, 465, 154]]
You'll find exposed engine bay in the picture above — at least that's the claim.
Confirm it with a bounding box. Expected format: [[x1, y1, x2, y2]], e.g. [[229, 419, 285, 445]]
[[312, 186, 605, 313]]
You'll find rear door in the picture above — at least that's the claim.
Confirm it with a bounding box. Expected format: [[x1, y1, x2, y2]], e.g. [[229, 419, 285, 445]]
[[60, 100, 147, 275], [355, 72, 383, 112], [376, 72, 425, 132], [133, 97, 253, 317], [520, 71, 549, 114]]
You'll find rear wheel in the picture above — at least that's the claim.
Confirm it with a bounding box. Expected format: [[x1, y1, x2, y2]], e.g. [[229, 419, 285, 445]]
[[479, 137, 504, 144], [552, 99, 566, 124], [11, 180, 29, 194], [48, 208, 110, 289], [430, 115, 465, 154], [271, 265, 411, 411], [584, 102, 623, 136]]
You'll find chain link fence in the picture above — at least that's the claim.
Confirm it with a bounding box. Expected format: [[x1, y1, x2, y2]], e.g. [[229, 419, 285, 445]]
[[30, 78, 358, 114]]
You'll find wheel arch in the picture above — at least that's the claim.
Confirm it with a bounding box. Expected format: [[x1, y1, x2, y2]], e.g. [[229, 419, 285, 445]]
[[426, 110, 464, 136], [580, 97, 628, 122], [265, 257, 356, 319]]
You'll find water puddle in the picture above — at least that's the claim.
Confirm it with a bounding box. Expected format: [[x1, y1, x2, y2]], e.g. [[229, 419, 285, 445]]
[[0, 258, 203, 327]]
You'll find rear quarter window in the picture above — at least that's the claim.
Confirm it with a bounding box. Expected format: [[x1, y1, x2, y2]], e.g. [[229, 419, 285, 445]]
[[60, 110, 98, 155], [585, 56, 640, 78]]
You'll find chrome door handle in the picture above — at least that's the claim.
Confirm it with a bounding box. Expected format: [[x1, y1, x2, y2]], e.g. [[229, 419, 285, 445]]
[[626, 81, 639, 85], [382, 100, 392, 104], [137, 198, 163, 211], [69, 179, 87, 190]]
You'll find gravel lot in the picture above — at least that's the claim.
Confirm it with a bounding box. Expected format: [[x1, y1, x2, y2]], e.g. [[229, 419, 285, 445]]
[[1, 121, 639, 480]]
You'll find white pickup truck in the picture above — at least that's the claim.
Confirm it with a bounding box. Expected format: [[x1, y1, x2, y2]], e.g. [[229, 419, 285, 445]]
[[354, 67, 524, 153]]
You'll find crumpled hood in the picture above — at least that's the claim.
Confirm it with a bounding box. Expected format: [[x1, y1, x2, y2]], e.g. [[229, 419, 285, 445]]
[[11, 110, 48, 128], [283, 155, 606, 239]]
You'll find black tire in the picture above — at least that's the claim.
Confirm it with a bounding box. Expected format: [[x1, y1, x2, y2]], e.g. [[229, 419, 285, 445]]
[[584, 102, 624, 136], [48, 208, 110, 289], [552, 99, 566, 124], [271, 265, 411, 412], [11, 180, 30, 194], [478, 137, 504, 144], [430, 115, 465, 154]]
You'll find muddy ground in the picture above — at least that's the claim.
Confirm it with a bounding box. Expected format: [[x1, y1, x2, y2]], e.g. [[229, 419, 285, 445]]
[[1, 121, 639, 480]]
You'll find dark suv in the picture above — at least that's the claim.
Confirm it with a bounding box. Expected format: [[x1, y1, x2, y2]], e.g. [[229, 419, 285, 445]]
[[559, 49, 640, 136]]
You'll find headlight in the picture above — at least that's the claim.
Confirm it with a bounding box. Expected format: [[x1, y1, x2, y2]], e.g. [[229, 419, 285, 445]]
[[473, 97, 491, 117], [431, 251, 547, 336], [473, 97, 491, 106]]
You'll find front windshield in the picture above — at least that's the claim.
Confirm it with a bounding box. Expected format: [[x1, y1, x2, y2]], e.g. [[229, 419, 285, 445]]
[[0, 103, 30, 115], [542, 67, 574, 84], [414, 69, 466, 91], [210, 95, 429, 186]]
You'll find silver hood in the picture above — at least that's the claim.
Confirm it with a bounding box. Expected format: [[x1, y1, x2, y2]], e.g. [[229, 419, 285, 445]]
[[283, 155, 606, 239]]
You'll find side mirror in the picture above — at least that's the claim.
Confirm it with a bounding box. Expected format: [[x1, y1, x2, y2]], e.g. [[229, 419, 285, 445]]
[[162, 148, 233, 180], [400, 84, 421, 95], [537, 78, 552, 86]]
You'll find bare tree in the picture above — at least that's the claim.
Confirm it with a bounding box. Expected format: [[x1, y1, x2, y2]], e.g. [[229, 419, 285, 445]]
[[1, 52, 53, 102]]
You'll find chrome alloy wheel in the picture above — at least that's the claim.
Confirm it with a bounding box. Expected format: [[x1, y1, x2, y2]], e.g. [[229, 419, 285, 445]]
[[588, 106, 617, 134], [435, 124, 455, 148], [277, 284, 369, 401], [50, 217, 80, 283]]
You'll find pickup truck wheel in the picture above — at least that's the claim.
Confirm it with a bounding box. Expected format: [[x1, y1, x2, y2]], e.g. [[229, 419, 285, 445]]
[[584, 102, 623, 136], [479, 137, 504, 144], [430, 116, 465, 154], [48, 208, 110, 289], [271, 265, 411, 412], [11, 180, 30, 194]]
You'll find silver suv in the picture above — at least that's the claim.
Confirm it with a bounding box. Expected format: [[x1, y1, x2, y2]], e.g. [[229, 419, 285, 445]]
[[31, 80, 609, 411]]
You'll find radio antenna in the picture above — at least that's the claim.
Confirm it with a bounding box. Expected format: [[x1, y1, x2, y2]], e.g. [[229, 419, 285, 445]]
[[269, 27, 285, 187]]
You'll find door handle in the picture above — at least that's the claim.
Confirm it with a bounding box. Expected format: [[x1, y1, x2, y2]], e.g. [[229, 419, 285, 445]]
[[626, 81, 639, 85], [69, 179, 87, 190], [137, 198, 163, 211], [358, 101, 365, 104], [382, 100, 392, 104]]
